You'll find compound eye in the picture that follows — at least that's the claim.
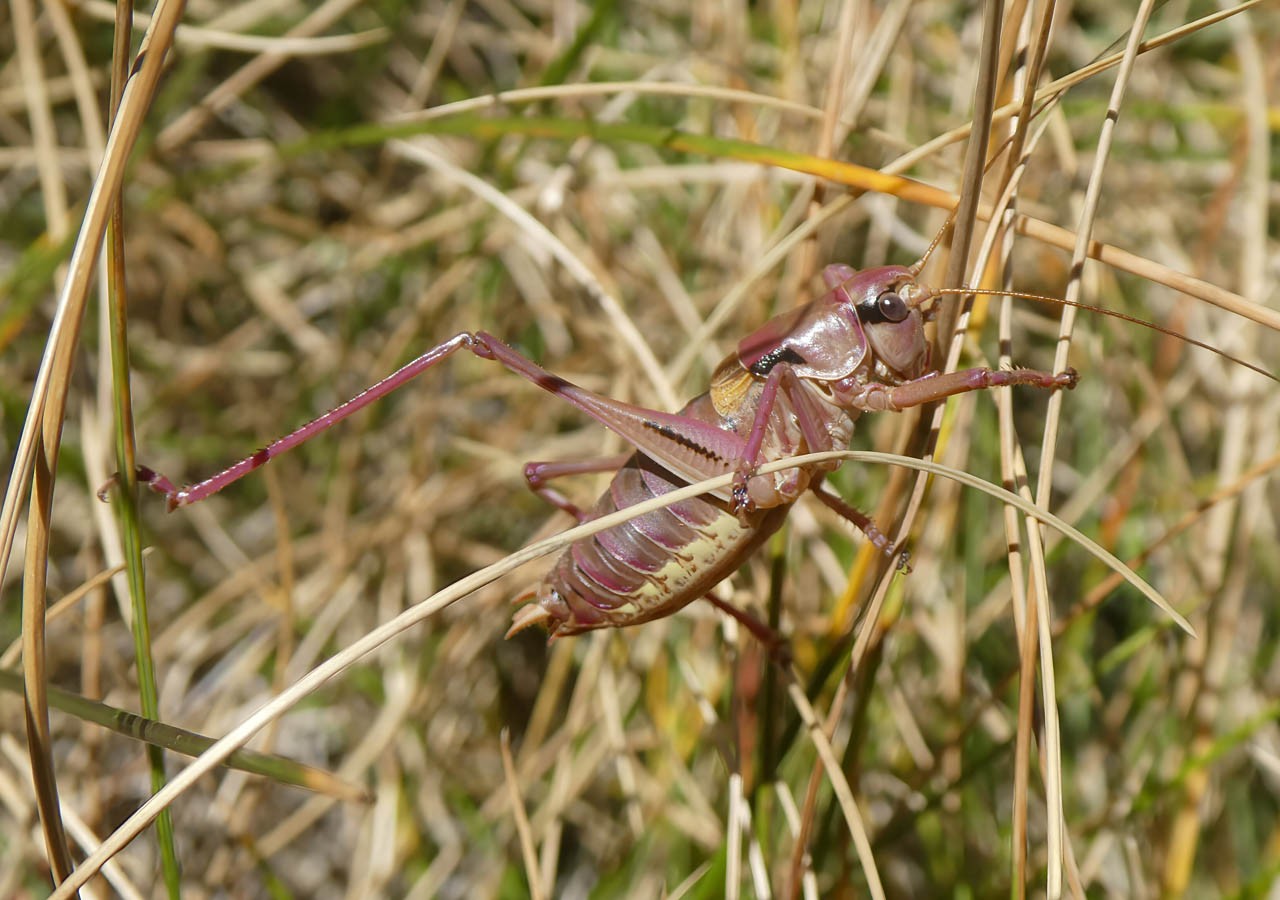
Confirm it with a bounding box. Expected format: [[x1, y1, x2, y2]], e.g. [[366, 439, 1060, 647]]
[[876, 290, 909, 323]]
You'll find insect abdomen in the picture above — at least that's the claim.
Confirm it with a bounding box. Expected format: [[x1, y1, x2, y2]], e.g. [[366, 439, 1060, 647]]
[[527, 450, 789, 637]]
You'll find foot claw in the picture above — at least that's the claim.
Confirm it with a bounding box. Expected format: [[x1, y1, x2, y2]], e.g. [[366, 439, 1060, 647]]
[[730, 481, 756, 523], [96, 474, 119, 503], [99, 465, 187, 511], [762, 634, 793, 669]]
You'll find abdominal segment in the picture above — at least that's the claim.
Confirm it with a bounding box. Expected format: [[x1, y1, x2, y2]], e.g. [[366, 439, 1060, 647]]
[[533, 452, 789, 636]]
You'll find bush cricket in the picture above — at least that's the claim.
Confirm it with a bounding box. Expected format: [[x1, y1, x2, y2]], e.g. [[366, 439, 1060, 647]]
[[103, 224, 1271, 645]]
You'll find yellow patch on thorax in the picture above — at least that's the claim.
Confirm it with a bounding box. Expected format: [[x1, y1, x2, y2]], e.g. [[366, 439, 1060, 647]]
[[710, 354, 756, 418]]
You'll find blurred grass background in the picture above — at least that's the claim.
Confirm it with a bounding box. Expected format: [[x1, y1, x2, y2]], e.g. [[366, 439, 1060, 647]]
[[2, 0, 1279, 897]]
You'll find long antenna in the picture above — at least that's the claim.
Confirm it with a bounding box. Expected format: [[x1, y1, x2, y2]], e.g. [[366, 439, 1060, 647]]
[[908, 209, 958, 278], [932, 287, 1279, 384]]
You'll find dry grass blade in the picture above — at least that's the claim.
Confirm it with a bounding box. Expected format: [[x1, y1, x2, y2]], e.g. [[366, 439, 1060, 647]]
[[388, 139, 679, 408], [3, 6, 187, 894], [989, 63, 1055, 900], [785, 679, 885, 900], [500, 728, 544, 900], [5, 4, 1275, 896], [1031, 3, 1159, 891], [12, 0, 75, 872], [49, 448, 1187, 895], [76, 0, 390, 55], [893, 1, 1266, 172], [45, 465, 767, 895], [0, 0, 186, 617], [1158, 11, 1275, 896]]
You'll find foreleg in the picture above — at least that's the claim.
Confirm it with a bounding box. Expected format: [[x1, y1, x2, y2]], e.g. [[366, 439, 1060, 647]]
[[731, 364, 841, 516], [852, 366, 1078, 413]]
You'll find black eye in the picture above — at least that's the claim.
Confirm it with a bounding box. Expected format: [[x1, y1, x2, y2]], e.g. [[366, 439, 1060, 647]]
[[860, 290, 909, 324], [878, 292, 908, 322]]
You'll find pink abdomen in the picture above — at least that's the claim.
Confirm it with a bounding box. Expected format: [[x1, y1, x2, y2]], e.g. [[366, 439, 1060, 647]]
[[533, 453, 789, 636]]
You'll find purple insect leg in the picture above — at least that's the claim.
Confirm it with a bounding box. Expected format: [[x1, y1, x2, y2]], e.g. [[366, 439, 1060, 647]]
[[852, 366, 1078, 413], [703, 592, 791, 666], [731, 364, 839, 516], [809, 485, 891, 553], [115, 333, 480, 510], [115, 330, 749, 513], [523, 454, 630, 522], [473, 333, 749, 488], [730, 365, 787, 514], [809, 484, 910, 570]]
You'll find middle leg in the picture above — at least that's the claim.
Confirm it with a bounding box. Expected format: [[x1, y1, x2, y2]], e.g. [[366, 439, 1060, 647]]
[[703, 592, 792, 666], [810, 484, 910, 570], [522, 453, 631, 522]]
